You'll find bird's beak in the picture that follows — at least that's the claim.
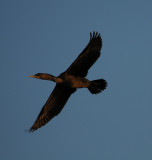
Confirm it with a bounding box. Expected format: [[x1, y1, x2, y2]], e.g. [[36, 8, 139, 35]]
[[29, 75, 39, 79]]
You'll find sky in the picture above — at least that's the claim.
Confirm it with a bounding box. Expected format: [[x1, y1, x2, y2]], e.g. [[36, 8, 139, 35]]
[[0, 0, 152, 160]]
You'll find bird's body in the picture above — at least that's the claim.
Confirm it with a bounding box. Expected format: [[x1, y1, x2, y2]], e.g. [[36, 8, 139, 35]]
[[59, 74, 90, 88], [28, 32, 107, 132]]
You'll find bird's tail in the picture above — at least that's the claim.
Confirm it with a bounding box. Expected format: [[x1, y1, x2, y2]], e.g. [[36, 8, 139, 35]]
[[88, 79, 107, 94]]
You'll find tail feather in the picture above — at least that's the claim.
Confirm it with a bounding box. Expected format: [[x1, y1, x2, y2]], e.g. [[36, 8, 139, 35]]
[[88, 79, 107, 94]]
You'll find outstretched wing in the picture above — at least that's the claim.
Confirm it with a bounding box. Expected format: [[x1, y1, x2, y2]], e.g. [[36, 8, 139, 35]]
[[65, 32, 102, 77], [28, 84, 76, 132]]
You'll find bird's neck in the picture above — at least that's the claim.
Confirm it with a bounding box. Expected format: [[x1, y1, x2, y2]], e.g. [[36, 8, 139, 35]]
[[40, 74, 62, 83]]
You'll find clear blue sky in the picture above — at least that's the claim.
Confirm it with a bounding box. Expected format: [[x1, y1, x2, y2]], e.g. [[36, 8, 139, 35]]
[[0, 0, 152, 160]]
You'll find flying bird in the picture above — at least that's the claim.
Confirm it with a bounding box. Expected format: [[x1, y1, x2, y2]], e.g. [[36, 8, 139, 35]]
[[28, 32, 107, 132]]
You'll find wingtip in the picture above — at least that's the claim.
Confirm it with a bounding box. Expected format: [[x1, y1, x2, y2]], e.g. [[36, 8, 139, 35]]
[[24, 128, 35, 133], [90, 32, 92, 39], [90, 31, 101, 39]]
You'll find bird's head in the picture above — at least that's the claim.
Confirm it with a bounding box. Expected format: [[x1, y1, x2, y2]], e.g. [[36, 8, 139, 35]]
[[29, 73, 54, 80], [29, 73, 41, 79], [29, 73, 60, 82]]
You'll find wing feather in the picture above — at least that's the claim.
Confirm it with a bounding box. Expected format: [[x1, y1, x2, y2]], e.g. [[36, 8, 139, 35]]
[[28, 84, 76, 132], [65, 32, 102, 77]]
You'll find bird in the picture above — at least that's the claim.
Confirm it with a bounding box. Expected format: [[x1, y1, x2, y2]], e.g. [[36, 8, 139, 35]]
[[28, 32, 107, 132]]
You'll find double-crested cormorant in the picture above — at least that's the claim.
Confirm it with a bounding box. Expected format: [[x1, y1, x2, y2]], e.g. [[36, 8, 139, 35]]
[[28, 32, 107, 132]]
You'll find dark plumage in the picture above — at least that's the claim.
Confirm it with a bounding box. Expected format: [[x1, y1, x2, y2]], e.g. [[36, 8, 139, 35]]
[[28, 32, 107, 132]]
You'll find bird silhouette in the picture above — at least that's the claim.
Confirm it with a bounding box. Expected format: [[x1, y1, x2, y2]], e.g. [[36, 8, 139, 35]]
[[28, 32, 107, 132]]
